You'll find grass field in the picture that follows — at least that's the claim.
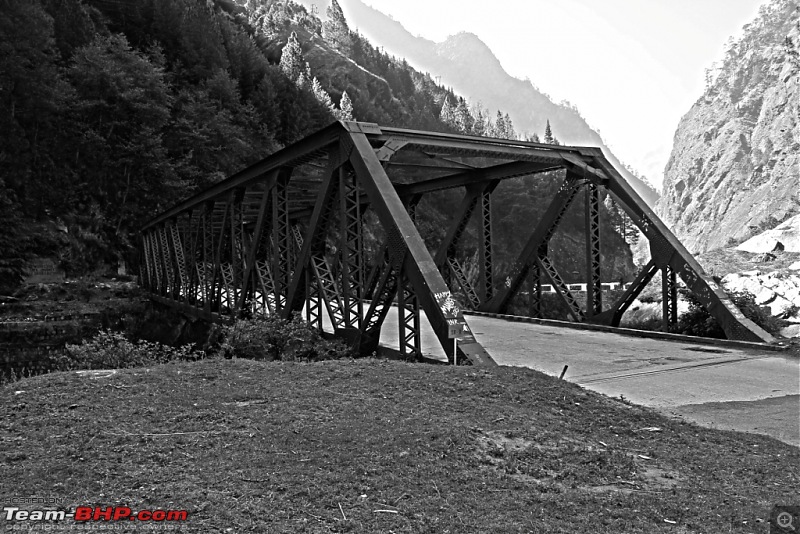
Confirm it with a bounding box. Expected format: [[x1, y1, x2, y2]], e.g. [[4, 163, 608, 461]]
[[1, 357, 798, 533]]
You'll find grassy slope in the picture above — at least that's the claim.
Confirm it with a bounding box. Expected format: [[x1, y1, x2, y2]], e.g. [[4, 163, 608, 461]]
[[1, 358, 797, 533]]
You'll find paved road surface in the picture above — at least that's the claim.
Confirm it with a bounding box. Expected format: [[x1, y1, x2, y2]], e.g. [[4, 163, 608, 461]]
[[371, 309, 800, 447]]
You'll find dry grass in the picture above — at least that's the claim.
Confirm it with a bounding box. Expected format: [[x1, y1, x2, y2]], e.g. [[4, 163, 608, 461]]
[[1, 358, 797, 532]]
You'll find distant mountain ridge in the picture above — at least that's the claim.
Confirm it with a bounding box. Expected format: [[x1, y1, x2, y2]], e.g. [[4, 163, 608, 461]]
[[297, 0, 658, 207]]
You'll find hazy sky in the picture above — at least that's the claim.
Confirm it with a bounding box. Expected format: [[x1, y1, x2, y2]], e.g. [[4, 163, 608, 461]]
[[352, 0, 770, 189]]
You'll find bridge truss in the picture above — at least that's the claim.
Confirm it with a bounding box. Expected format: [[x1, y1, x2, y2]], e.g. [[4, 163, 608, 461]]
[[140, 122, 773, 365]]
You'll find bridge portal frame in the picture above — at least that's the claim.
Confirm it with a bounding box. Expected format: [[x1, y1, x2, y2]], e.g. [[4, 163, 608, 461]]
[[140, 121, 773, 365]]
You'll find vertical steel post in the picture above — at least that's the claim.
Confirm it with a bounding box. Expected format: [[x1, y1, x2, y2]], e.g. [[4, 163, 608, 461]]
[[158, 226, 174, 299], [397, 272, 420, 359], [585, 183, 602, 317], [230, 189, 245, 314], [272, 174, 291, 311], [479, 190, 493, 302], [339, 165, 364, 330], [529, 260, 542, 318], [662, 265, 678, 331]]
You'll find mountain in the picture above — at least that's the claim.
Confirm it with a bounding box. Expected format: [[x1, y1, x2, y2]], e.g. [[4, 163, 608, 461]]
[[657, 0, 800, 253], [0, 0, 635, 291], [297, 0, 658, 207]]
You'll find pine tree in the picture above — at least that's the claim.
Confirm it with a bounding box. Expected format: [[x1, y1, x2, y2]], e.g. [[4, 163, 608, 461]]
[[279, 32, 304, 82], [311, 77, 336, 115], [338, 90, 354, 121], [454, 98, 473, 133], [439, 96, 455, 127], [323, 0, 352, 54], [471, 104, 486, 136], [494, 110, 506, 138], [503, 113, 516, 140], [529, 132, 541, 143], [544, 119, 554, 144]]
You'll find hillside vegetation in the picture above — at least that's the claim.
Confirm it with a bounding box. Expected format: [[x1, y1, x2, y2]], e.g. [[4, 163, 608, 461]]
[[0, 0, 636, 299]]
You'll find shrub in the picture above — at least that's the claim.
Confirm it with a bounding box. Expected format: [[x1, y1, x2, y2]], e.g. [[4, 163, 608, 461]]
[[674, 289, 788, 338], [219, 315, 353, 361], [55, 330, 200, 371]]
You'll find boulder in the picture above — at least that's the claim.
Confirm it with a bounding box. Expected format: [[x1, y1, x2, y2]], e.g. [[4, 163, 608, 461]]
[[779, 324, 800, 338], [737, 236, 784, 254]]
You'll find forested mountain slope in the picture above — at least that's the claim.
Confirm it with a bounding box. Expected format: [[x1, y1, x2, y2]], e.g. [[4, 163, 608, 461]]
[[658, 0, 800, 253], [0, 0, 636, 298]]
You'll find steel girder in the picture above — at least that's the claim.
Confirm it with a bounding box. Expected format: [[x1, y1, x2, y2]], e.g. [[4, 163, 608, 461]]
[[139, 121, 774, 363]]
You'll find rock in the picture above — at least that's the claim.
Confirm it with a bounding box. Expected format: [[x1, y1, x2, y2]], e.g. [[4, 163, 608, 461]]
[[754, 287, 777, 306], [752, 253, 777, 263], [656, 3, 800, 253], [737, 236, 784, 254], [779, 324, 800, 338], [737, 215, 800, 254], [765, 295, 795, 316]]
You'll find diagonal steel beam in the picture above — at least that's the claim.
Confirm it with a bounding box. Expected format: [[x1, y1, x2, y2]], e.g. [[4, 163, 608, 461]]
[[586, 150, 773, 342], [237, 173, 280, 312], [345, 131, 495, 366], [594, 259, 659, 327], [482, 173, 582, 314], [539, 255, 585, 322], [284, 148, 343, 321]]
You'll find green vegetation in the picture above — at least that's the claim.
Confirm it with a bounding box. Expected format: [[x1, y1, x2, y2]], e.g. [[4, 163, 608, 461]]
[[58, 330, 201, 371], [1, 358, 796, 532], [1, 0, 635, 299], [220, 315, 353, 361], [675, 289, 788, 338]]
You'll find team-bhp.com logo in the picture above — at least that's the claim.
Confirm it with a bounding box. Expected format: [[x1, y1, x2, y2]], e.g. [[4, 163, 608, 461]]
[[4, 506, 188, 522]]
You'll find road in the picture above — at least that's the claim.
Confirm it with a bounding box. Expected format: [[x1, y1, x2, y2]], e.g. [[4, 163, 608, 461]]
[[372, 310, 800, 447]]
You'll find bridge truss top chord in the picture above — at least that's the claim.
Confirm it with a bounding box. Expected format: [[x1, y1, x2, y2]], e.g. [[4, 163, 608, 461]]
[[140, 121, 774, 366]]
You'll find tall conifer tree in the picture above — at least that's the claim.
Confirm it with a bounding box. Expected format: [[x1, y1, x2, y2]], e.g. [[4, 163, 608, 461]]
[[279, 32, 304, 82], [439, 96, 455, 127], [544, 119, 554, 144], [339, 90, 355, 121], [323, 0, 352, 54]]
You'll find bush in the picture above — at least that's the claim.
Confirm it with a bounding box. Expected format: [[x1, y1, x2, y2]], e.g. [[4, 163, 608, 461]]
[[55, 330, 200, 371], [219, 315, 353, 361], [674, 289, 788, 338]]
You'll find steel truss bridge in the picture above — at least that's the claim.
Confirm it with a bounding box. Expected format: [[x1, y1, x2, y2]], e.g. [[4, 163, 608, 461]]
[[139, 122, 773, 365]]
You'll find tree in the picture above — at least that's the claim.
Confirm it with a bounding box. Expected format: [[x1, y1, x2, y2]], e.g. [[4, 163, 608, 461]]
[[544, 119, 554, 144], [494, 110, 507, 138], [311, 77, 336, 116], [338, 90, 354, 121], [68, 34, 176, 247], [503, 112, 516, 140], [279, 31, 305, 82], [323, 0, 352, 54], [454, 97, 473, 134], [471, 104, 486, 136], [0, 177, 30, 292], [529, 132, 541, 143], [439, 95, 455, 127]]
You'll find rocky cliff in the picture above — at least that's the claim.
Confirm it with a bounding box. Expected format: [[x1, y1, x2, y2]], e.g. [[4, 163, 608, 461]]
[[658, 0, 800, 253]]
